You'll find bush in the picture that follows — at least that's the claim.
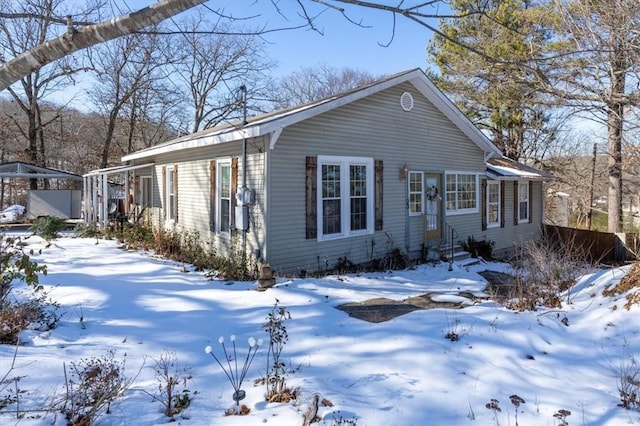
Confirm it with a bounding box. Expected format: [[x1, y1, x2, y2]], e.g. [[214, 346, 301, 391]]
[[0, 296, 60, 344], [145, 350, 194, 419], [60, 351, 132, 426], [461, 236, 494, 261], [0, 234, 51, 344], [74, 222, 102, 239], [30, 216, 67, 240], [117, 222, 155, 250], [506, 234, 592, 310], [112, 223, 256, 280], [262, 301, 296, 403]]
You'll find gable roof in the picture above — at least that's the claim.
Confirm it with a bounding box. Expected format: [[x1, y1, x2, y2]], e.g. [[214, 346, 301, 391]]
[[122, 69, 502, 162], [487, 157, 554, 181]]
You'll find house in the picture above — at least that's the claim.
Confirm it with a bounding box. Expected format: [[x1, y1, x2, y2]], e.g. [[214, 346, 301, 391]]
[[85, 69, 551, 275]]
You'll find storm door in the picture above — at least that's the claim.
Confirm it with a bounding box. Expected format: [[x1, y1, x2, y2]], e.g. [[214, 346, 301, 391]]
[[424, 173, 442, 240]]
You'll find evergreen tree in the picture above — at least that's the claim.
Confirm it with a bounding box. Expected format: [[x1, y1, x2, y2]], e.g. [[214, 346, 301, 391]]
[[428, 0, 559, 163]]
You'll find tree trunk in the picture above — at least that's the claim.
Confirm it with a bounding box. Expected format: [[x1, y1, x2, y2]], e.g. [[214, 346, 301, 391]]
[[607, 31, 626, 233], [607, 103, 624, 233], [101, 111, 119, 168]]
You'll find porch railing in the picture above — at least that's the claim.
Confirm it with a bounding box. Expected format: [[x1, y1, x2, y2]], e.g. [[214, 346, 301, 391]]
[[443, 221, 458, 271]]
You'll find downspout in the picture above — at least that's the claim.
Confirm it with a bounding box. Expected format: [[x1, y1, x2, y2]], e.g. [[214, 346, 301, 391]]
[[240, 85, 248, 260], [240, 85, 247, 200]]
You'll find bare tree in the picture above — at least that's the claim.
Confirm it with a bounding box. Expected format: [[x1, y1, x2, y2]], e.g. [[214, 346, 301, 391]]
[[89, 25, 179, 167], [545, 134, 608, 229], [0, 0, 100, 188], [1, 1, 505, 93], [172, 13, 273, 132], [267, 64, 379, 110], [541, 0, 640, 232]]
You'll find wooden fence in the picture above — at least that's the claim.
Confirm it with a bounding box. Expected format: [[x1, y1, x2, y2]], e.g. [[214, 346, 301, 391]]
[[543, 225, 639, 263]]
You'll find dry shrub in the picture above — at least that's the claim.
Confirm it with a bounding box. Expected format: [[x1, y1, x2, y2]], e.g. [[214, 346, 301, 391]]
[[145, 350, 193, 419], [224, 404, 250, 416], [603, 262, 640, 310], [262, 301, 296, 403], [615, 346, 640, 410], [0, 293, 60, 344], [0, 300, 43, 344], [60, 351, 132, 426], [508, 233, 594, 310]]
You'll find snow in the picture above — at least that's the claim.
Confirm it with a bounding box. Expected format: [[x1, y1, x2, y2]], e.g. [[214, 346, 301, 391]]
[[1, 234, 639, 426], [0, 204, 25, 223]]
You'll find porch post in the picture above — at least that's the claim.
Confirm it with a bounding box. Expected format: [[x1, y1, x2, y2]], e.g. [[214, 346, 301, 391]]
[[92, 175, 99, 224], [102, 174, 109, 228]]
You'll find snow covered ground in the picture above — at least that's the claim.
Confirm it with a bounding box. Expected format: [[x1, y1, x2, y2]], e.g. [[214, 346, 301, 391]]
[[0, 205, 25, 223], [1, 233, 639, 426]]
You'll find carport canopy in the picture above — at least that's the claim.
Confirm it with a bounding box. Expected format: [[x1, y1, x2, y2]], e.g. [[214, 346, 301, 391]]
[[0, 161, 83, 180]]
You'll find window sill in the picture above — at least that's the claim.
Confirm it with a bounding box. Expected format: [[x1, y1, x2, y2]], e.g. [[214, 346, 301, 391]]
[[446, 208, 479, 216], [318, 229, 373, 242]]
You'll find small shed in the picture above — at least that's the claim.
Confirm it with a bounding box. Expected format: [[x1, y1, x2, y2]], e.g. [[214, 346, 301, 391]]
[[0, 161, 83, 219]]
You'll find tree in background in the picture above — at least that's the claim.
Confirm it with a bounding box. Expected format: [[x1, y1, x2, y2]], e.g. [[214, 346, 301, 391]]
[[545, 134, 608, 229], [174, 12, 272, 133], [89, 24, 181, 168], [0, 0, 97, 187], [428, 0, 562, 164], [541, 0, 640, 232], [267, 64, 379, 110]]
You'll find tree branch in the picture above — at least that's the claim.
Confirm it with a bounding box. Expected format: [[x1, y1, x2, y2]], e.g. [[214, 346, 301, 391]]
[[0, 0, 206, 91]]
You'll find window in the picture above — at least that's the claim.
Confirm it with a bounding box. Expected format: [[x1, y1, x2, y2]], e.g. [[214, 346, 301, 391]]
[[445, 173, 478, 214], [217, 159, 232, 234], [408, 171, 423, 215], [518, 181, 529, 223], [318, 156, 374, 240], [486, 180, 501, 228], [165, 165, 177, 221]]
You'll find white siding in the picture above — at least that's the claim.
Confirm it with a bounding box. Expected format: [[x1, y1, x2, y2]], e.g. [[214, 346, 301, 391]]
[[139, 138, 268, 263]]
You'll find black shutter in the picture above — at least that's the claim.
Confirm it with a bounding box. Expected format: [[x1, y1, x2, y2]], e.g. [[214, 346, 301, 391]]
[[306, 156, 317, 239], [375, 160, 383, 231], [481, 179, 487, 231]]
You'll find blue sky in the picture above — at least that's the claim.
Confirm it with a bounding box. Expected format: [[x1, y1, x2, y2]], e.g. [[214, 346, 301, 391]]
[[4, 0, 443, 108], [35, 0, 443, 108], [212, 1, 442, 77]]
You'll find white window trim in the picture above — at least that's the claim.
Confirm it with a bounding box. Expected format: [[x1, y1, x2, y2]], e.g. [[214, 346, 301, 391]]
[[317, 155, 374, 241], [408, 171, 424, 216], [216, 158, 232, 237], [486, 180, 501, 229], [165, 165, 176, 224], [445, 171, 479, 215], [518, 180, 530, 224]]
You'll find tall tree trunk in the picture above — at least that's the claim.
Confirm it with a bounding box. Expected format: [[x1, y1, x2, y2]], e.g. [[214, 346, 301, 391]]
[[607, 102, 624, 233], [607, 31, 626, 233], [101, 111, 119, 168]]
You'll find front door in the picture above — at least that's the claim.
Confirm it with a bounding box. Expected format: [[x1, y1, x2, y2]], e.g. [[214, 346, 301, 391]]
[[424, 173, 441, 240]]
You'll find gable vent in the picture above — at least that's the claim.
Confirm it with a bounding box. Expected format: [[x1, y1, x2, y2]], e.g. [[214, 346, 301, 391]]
[[400, 92, 414, 112]]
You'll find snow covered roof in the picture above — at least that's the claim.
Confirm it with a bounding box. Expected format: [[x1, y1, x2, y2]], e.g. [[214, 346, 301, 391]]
[[486, 157, 554, 181]]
